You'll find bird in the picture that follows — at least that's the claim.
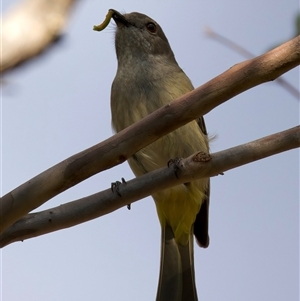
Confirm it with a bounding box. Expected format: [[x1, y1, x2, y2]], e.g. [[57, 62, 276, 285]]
[[109, 10, 210, 301]]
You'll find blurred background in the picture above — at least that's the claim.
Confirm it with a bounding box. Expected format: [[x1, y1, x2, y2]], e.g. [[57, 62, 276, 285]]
[[1, 0, 299, 300]]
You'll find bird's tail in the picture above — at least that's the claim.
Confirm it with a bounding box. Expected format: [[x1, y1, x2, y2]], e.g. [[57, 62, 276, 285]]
[[156, 224, 198, 301]]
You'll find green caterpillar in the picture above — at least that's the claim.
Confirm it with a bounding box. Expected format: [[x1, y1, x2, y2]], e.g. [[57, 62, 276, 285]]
[[93, 9, 114, 31]]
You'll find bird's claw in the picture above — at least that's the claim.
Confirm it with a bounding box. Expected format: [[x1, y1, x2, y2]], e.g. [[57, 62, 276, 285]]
[[111, 180, 122, 196], [167, 157, 182, 179], [111, 177, 126, 196], [111, 178, 131, 210]]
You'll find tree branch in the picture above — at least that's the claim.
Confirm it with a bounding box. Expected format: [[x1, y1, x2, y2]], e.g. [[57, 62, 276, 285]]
[[1, 35, 299, 234], [1, 0, 75, 73], [205, 27, 300, 99], [1, 126, 299, 247]]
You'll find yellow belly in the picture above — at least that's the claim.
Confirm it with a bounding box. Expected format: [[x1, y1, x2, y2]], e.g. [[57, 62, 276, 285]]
[[128, 120, 209, 245], [153, 180, 206, 245]]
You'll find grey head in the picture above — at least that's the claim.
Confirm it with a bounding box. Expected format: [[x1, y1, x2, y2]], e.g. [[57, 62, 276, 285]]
[[111, 10, 177, 65]]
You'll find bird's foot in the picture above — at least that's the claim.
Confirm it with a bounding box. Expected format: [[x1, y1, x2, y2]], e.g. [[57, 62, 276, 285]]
[[111, 177, 126, 196], [111, 178, 131, 210], [167, 157, 182, 179]]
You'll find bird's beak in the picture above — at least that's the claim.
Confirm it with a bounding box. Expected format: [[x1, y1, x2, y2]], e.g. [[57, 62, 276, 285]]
[[110, 9, 131, 27]]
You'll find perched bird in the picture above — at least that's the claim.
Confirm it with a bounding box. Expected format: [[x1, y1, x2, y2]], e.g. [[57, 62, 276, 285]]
[[110, 10, 210, 301]]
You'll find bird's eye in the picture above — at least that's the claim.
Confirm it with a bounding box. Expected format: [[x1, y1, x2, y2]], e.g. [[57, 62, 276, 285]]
[[146, 22, 157, 33]]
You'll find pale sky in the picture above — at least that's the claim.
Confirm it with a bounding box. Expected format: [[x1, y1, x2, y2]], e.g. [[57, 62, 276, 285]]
[[1, 1, 299, 300]]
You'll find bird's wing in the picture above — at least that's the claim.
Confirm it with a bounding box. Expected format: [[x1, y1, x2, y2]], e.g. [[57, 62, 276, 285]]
[[193, 116, 210, 248]]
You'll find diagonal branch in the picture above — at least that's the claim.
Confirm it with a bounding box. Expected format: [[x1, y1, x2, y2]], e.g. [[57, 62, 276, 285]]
[[1, 35, 299, 234], [1, 126, 299, 248], [1, 0, 75, 73], [205, 27, 300, 99]]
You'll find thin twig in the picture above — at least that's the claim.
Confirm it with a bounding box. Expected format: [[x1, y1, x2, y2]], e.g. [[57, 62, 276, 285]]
[[205, 27, 300, 99]]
